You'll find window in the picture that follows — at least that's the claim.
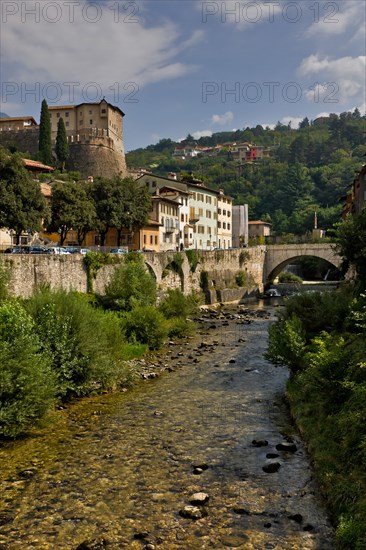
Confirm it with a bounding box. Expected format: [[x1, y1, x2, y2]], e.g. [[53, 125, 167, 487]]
[[150, 235, 153, 245], [223, 222, 226, 229], [223, 210, 226, 216], [206, 210, 211, 218], [228, 223, 230, 230], [65, 122, 69, 127], [181, 214, 184, 222], [65, 112, 69, 118], [79, 120, 83, 126], [101, 109, 106, 113], [218, 208, 222, 215], [90, 119, 93, 125], [218, 221, 221, 228], [143, 235, 146, 244], [155, 236, 158, 245], [57, 112, 60, 118], [89, 110, 92, 115], [199, 208, 203, 217]]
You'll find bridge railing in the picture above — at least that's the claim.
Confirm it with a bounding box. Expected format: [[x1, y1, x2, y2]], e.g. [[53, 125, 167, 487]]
[[259, 234, 336, 246]]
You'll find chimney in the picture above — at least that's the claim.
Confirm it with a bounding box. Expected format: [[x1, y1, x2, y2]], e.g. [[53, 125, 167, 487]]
[[168, 172, 177, 180]]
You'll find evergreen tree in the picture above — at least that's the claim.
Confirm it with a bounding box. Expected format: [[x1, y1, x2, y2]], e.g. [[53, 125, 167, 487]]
[[55, 117, 69, 172], [38, 99, 53, 165]]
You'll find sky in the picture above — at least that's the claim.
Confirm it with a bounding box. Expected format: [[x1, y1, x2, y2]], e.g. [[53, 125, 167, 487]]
[[1, 0, 365, 151]]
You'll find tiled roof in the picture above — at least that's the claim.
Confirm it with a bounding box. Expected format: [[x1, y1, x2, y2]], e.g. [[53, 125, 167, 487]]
[[23, 159, 55, 171]]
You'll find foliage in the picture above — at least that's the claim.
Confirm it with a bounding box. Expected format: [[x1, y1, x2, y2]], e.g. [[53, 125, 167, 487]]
[[159, 289, 199, 319], [121, 305, 167, 349], [200, 270, 209, 291], [266, 314, 306, 372], [267, 288, 366, 548], [239, 250, 250, 267], [185, 249, 200, 272], [334, 208, 366, 288], [235, 271, 246, 286], [83, 251, 116, 293], [0, 257, 10, 303], [38, 99, 53, 166], [55, 117, 69, 172], [0, 148, 49, 243], [166, 316, 195, 338], [113, 177, 152, 246], [0, 300, 55, 437], [163, 252, 184, 277], [48, 180, 97, 245], [104, 253, 156, 311], [278, 271, 303, 284], [24, 288, 130, 398]]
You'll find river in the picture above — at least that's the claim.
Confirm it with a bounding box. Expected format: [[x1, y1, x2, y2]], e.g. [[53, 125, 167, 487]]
[[0, 302, 335, 549]]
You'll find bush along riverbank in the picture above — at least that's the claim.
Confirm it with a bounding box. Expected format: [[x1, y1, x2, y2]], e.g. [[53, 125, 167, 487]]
[[266, 286, 366, 549], [0, 252, 200, 439]]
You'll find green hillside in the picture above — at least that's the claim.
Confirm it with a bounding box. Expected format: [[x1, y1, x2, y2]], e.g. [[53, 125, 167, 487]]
[[126, 112, 366, 236]]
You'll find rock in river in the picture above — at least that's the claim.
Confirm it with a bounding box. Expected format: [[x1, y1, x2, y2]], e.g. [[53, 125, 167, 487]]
[[189, 492, 209, 505], [179, 505, 208, 519]]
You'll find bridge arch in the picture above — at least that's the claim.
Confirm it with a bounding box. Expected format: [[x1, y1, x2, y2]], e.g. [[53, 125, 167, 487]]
[[264, 244, 342, 284]]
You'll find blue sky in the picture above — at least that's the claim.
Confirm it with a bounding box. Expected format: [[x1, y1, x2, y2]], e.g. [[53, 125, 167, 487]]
[[1, 0, 365, 151]]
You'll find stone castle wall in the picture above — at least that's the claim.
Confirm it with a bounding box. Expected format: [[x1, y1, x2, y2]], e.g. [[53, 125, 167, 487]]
[[0, 128, 127, 179], [0, 128, 40, 156]]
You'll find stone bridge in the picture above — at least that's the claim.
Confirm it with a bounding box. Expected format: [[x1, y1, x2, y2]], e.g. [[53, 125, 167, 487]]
[[264, 243, 341, 284], [2, 244, 343, 301]]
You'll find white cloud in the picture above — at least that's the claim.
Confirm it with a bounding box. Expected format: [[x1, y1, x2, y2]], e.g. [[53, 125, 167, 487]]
[[298, 54, 366, 104], [192, 130, 213, 140], [306, 0, 365, 37], [281, 116, 303, 129], [1, 1, 203, 105], [211, 111, 234, 125]]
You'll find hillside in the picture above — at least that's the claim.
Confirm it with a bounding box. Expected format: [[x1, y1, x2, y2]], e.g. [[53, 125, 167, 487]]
[[126, 112, 366, 235]]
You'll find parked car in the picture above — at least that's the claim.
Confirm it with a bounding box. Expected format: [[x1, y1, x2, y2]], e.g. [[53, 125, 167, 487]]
[[48, 247, 71, 255], [109, 248, 128, 254], [6, 245, 51, 254], [79, 248, 91, 255]]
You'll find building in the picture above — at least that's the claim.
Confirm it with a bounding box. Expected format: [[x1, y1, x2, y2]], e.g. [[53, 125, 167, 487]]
[[353, 164, 366, 215], [0, 100, 127, 179], [232, 205, 249, 247], [150, 194, 180, 252], [0, 116, 38, 131], [217, 190, 232, 249], [248, 220, 271, 240]]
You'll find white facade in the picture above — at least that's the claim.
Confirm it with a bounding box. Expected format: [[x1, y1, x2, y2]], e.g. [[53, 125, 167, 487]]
[[217, 191, 232, 249], [188, 185, 218, 250]]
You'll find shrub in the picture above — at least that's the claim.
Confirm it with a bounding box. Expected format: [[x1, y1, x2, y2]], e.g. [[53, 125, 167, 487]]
[[159, 289, 199, 319], [0, 257, 9, 303], [235, 271, 246, 286], [278, 271, 303, 283], [0, 301, 55, 437], [105, 255, 156, 311], [166, 317, 195, 339], [266, 314, 306, 372], [185, 249, 200, 272], [24, 288, 130, 398], [121, 306, 168, 349]]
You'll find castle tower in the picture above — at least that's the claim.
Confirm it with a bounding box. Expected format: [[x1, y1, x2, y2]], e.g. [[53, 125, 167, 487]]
[[0, 100, 128, 180]]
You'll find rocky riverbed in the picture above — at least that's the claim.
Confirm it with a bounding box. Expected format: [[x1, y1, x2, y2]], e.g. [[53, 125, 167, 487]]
[[0, 303, 335, 549]]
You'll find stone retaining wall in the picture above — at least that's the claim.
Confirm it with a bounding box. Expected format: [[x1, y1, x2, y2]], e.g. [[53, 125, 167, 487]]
[[1, 248, 265, 302]]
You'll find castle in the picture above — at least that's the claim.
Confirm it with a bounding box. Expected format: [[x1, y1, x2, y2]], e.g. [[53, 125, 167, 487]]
[[0, 99, 127, 179]]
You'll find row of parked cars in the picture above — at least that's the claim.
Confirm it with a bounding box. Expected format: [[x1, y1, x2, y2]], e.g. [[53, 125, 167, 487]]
[[4, 246, 90, 255], [3, 246, 130, 255]]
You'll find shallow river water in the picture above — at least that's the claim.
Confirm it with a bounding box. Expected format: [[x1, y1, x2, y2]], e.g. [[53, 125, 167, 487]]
[[0, 303, 335, 549]]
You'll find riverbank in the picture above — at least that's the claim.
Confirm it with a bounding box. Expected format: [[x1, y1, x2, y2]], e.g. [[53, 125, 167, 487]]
[[0, 302, 335, 549]]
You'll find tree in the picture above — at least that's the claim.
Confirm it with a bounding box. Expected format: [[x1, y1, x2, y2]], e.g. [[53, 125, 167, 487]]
[[299, 117, 310, 129], [38, 99, 53, 165], [89, 177, 121, 246], [334, 208, 366, 288], [114, 178, 152, 246], [0, 148, 49, 244], [48, 181, 96, 245], [55, 117, 69, 172]]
